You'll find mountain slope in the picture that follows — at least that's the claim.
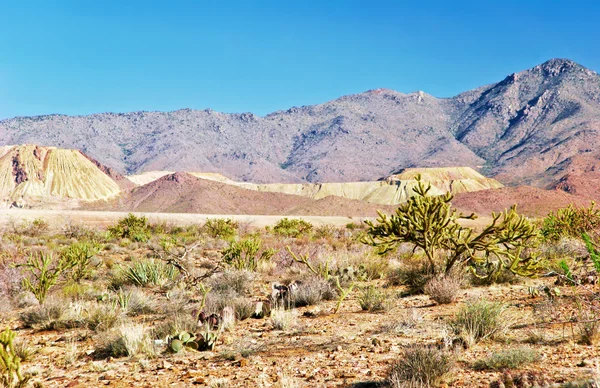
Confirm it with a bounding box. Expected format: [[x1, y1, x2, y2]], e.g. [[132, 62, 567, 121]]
[[2, 59, 599, 187]]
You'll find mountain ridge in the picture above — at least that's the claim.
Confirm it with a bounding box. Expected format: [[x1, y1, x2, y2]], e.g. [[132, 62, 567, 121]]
[[2, 58, 599, 187]]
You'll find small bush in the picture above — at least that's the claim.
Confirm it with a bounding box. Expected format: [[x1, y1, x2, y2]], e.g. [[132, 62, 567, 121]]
[[203, 218, 238, 239], [108, 213, 151, 242], [206, 270, 254, 296], [272, 218, 313, 238], [357, 285, 387, 312], [424, 274, 462, 304], [111, 259, 179, 288], [98, 323, 154, 358], [289, 277, 335, 307], [473, 347, 539, 370], [387, 256, 434, 293], [387, 346, 453, 388], [270, 307, 297, 330], [113, 287, 157, 316], [20, 300, 79, 330], [450, 299, 508, 346], [221, 238, 276, 271], [61, 241, 102, 283], [84, 303, 124, 331]]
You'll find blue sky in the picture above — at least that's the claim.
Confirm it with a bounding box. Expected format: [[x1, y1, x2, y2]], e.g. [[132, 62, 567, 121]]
[[0, 0, 599, 119]]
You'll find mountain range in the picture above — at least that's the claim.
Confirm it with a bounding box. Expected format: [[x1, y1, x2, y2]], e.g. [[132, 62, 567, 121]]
[[2, 58, 599, 188]]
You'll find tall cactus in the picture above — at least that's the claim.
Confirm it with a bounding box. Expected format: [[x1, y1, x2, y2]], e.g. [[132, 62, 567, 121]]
[[363, 175, 541, 280], [0, 329, 31, 388]]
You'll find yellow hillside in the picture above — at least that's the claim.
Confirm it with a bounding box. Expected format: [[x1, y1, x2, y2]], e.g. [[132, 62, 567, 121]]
[[127, 166, 502, 205], [0, 145, 120, 204]]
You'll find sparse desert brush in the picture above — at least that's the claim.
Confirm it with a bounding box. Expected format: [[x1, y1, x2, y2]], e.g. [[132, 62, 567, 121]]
[[424, 273, 463, 304], [221, 237, 276, 271], [270, 306, 297, 330], [541, 202, 600, 242], [20, 299, 76, 330], [473, 347, 539, 371], [108, 213, 151, 242], [112, 287, 157, 316], [450, 299, 510, 346], [289, 276, 335, 307], [84, 303, 124, 331], [152, 313, 198, 340], [202, 218, 238, 239], [272, 218, 313, 238], [387, 346, 453, 388], [97, 322, 155, 358], [207, 270, 254, 296], [387, 255, 435, 293], [357, 285, 388, 312]]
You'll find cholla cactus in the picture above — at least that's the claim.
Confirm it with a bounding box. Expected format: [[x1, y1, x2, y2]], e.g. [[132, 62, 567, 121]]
[[0, 329, 31, 388]]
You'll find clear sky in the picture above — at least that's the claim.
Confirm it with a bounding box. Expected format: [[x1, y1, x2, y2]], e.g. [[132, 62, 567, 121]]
[[1, 0, 599, 119]]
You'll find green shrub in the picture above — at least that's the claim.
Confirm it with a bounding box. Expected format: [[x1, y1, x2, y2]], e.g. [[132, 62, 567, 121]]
[[16, 251, 77, 304], [221, 238, 276, 271], [357, 285, 387, 312], [272, 218, 313, 238], [108, 213, 151, 242], [203, 218, 238, 239], [541, 203, 600, 241], [473, 347, 539, 370], [387, 346, 453, 388], [112, 259, 179, 288], [450, 299, 508, 346], [61, 241, 102, 283]]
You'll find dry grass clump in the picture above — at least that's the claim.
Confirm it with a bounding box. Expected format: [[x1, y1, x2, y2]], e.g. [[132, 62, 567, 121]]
[[387, 346, 453, 388], [289, 277, 335, 307], [357, 285, 388, 312], [270, 306, 297, 330], [473, 346, 539, 370], [423, 274, 463, 304], [450, 299, 510, 347], [97, 322, 155, 358], [206, 270, 254, 296]]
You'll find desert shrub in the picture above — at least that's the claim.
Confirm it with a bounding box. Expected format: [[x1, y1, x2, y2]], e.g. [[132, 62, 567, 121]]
[[221, 237, 276, 271], [357, 285, 388, 312], [0, 263, 22, 301], [84, 303, 124, 331], [203, 218, 238, 239], [108, 213, 151, 242], [16, 251, 77, 304], [450, 299, 508, 346], [206, 270, 254, 296], [490, 371, 557, 388], [270, 306, 297, 330], [61, 241, 102, 282], [387, 255, 435, 293], [387, 346, 453, 388], [153, 313, 198, 340], [272, 218, 313, 238], [12, 339, 37, 363], [20, 300, 80, 330], [424, 274, 462, 304], [541, 203, 600, 242], [22, 218, 49, 237], [357, 253, 391, 280], [473, 347, 539, 370], [111, 259, 179, 288], [232, 298, 255, 321], [112, 287, 157, 316], [97, 323, 155, 358], [363, 175, 541, 281], [289, 277, 335, 307], [0, 329, 32, 388]]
